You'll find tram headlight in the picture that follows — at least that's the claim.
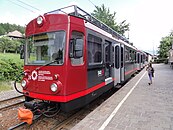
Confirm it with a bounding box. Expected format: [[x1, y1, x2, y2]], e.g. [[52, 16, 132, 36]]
[[36, 16, 44, 26], [21, 80, 27, 88], [50, 83, 58, 92]]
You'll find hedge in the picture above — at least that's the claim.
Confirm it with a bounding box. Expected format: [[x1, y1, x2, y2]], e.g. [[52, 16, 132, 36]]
[[0, 59, 23, 81], [154, 58, 168, 64]]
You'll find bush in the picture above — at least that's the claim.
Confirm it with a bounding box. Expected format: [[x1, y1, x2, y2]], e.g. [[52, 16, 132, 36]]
[[0, 59, 23, 81], [154, 58, 167, 64]]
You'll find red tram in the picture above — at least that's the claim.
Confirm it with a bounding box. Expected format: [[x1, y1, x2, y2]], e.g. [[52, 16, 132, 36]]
[[16, 5, 147, 114]]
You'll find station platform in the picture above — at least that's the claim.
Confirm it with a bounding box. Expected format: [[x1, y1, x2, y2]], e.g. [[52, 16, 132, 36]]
[[71, 64, 173, 130]]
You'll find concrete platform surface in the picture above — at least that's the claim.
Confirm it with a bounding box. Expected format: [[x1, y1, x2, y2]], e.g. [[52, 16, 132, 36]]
[[71, 64, 173, 130]]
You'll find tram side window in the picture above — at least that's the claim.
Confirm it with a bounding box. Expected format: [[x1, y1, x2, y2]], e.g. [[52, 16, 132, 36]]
[[87, 34, 102, 65], [137, 53, 140, 63], [135, 52, 137, 62], [131, 51, 135, 62], [125, 48, 129, 62], [132, 51, 135, 62], [129, 50, 132, 61], [121, 47, 124, 68], [141, 55, 143, 63], [115, 46, 119, 69], [70, 31, 84, 65]]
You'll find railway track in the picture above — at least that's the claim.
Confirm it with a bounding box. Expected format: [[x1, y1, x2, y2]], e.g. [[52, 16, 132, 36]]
[[10, 107, 91, 130], [8, 114, 42, 130], [50, 109, 88, 130], [50, 89, 119, 130], [7, 88, 118, 130], [0, 95, 25, 110]]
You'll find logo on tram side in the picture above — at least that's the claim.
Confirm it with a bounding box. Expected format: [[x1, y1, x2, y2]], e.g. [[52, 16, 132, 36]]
[[31, 70, 38, 81], [98, 70, 104, 77], [29, 70, 53, 81]]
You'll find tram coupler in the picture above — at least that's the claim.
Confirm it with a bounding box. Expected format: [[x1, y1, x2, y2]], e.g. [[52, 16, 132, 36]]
[[24, 102, 38, 110], [24, 101, 48, 111]]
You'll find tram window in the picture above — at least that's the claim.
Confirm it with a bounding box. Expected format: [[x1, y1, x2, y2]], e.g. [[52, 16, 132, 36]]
[[134, 51, 136, 61], [70, 31, 84, 65], [135, 52, 137, 62], [26, 31, 66, 65], [141, 55, 143, 63], [115, 46, 119, 69], [132, 51, 135, 62], [121, 47, 124, 68], [105, 41, 111, 63], [125, 48, 129, 61], [87, 34, 102, 65], [137, 53, 140, 63], [129, 50, 132, 61]]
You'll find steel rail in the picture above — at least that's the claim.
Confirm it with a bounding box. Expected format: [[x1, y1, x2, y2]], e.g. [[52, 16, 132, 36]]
[[0, 95, 23, 103], [8, 114, 42, 130], [50, 109, 84, 130], [0, 95, 25, 110]]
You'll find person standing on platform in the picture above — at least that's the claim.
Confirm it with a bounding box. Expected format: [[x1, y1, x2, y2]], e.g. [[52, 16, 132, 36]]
[[146, 63, 154, 85]]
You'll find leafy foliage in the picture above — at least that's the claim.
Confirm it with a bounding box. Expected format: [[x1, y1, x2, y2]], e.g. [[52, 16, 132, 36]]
[[0, 37, 11, 53], [0, 53, 23, 81], [91, 4, 129, 35], [0, 23, 25, 35], [0, 23, 25, 53], [0, 37, 24, 53], [158, 34, 172, 58], [0, 59, 23, 81]]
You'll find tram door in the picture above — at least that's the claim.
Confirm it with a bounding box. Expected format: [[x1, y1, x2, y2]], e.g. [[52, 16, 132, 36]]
[[113, 43, 121, 86], [113, 43, 124, 85], [105, 41, 112, 84]]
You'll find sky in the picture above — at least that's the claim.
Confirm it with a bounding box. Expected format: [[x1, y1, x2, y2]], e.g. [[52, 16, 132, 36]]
[[1, 0, 173, 54]]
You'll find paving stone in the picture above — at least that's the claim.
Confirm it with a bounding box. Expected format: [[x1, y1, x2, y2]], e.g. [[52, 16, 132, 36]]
[[71, 64, 173, 130]]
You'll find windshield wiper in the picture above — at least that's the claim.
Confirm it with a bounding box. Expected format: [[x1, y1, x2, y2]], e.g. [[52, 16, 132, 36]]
[[36, 60, 58, 70]]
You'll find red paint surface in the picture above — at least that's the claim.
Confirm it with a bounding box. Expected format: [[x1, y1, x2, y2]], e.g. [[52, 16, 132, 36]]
[[26, 14, 69, 37], [24, 82, 105, 102], [24, 14, 88, 101]]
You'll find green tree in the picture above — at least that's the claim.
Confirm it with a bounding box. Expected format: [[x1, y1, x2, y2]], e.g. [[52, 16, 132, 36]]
[[10, 40, 21, 53], [91, 4, 129, 35], [117, 20, 130, 36], [0, 26, 6, 35], [158, 35, 172, 58], [0, 23, 25, 35], [0, 37, 12, 53]]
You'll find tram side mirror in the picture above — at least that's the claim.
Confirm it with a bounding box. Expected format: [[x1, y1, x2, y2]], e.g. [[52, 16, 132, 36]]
[[69, 38, 83, 58], [20, 44, 24, 59]]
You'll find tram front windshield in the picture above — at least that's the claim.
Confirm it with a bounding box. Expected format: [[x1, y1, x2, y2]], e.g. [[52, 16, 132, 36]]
[[25, 31, 66, 65]]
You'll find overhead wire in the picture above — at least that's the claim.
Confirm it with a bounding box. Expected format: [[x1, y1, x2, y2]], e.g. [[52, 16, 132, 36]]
[[6, 0, 41, 14], [16, 0, 41, 12], [87, 0, 97, 8], [7, 0, 35, 13]]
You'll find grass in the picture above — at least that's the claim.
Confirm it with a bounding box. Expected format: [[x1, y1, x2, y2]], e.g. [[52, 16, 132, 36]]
[[0, 53, 24, 64], [0, 81, 13, 92]]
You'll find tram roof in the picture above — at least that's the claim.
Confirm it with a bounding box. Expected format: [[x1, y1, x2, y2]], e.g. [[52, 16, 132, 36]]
[[45, 5, 129, 44]]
